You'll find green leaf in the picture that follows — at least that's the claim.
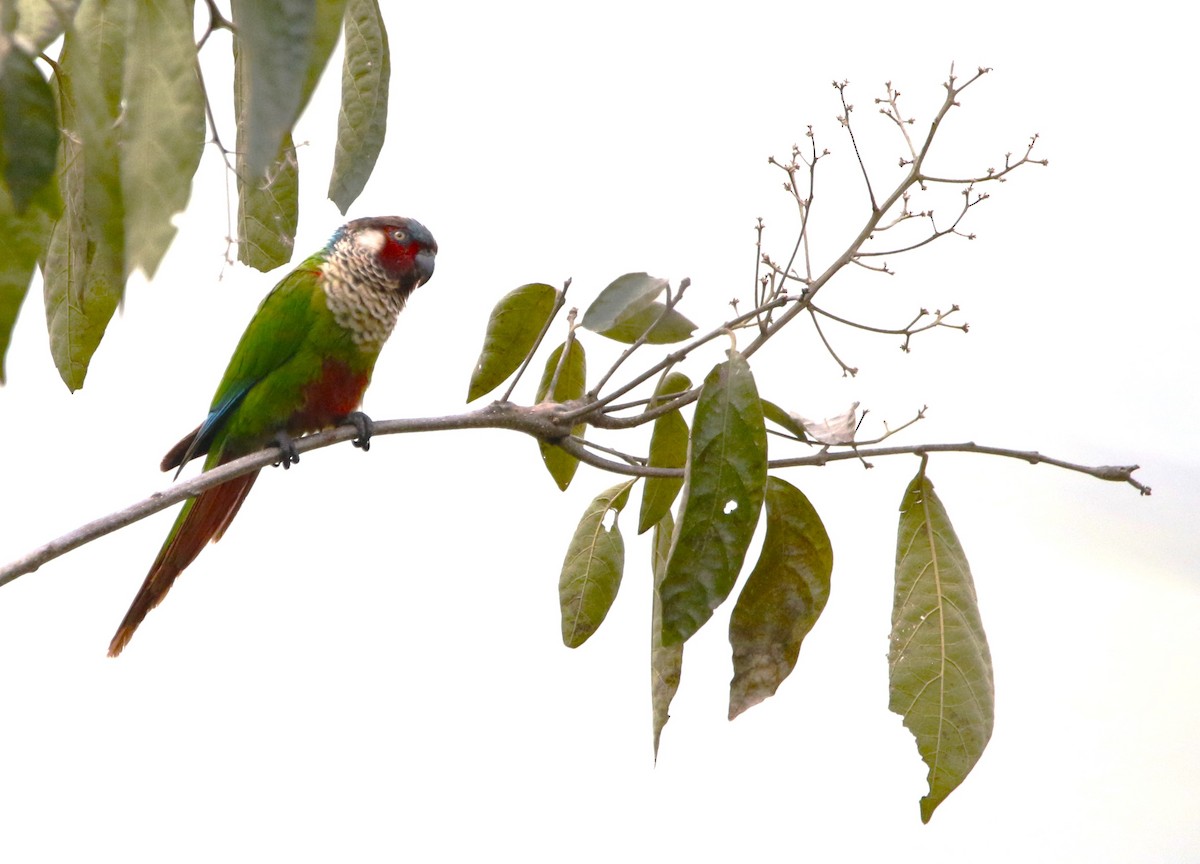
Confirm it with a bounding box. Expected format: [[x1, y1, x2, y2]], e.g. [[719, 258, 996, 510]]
[[0, 181, 55, 383], [327, 0, 389, 214], [229, 0, 315, 179], [580, 272, 667, 333], [534, 338, 586, 490], [235, 132, 299, 272], [234, 28, 299, 272], [299, 0, 348, 117], [637, 370, 691, 534], [466, 282, 558, 403], [728, 476, 832, 719], [650, 511, 683, 761], [119, 0, 204, 280], [43, 0, 129, 391], [890, 468, 994, 823], [594, 301, 697, 345], [761, 399, 808, 441], [0, 41, 59, 214], [559, 480, 634, 648], [659, 350, 767, 645], [11, 0, 82, 52], [43, 213, 122, 392]]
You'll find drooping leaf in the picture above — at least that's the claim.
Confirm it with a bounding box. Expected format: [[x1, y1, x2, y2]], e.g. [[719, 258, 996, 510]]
[[761, 399, 808, 441], [0, 41, 59, 214], [235, 131, 299, 272], [728, 476, 832, 719], [0, 181, 55, 383], [580, 272, 668, 333], [328, 0, 389, 214], [650, 510, 683, 761], [594, 301, 697, 345], [12, 0, 83, 52], [43, 212, 122, 392], [890, 468, 994, 823], [534, 338, 586, 490], [234, 29, 298, 272], [299, 0, 348, 117], [466, 282, 558, 402], [229, 0, 315, 179], [638, 370, 691, 534], [43, 0, 129, 391], [659, 350, 768, 645], [559, 481, 634, 648], [119, 0, 204, 280]]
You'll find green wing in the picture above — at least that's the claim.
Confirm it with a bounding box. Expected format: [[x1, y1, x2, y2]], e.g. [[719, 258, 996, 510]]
[[188, 257, 330, 463]]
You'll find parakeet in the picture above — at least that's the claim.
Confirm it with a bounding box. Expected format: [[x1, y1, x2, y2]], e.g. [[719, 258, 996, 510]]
[[108, 216, 437, 656]]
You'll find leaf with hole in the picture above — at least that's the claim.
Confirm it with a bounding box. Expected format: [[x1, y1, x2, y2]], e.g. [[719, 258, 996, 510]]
[[559, 481, 634, 647], [890, 468, 994, 823], [659, 350, 767, 645]]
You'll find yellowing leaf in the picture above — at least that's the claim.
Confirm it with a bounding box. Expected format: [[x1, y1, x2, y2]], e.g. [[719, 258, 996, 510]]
[[890, 468, 994, 823], [728, 476, 832, 719]]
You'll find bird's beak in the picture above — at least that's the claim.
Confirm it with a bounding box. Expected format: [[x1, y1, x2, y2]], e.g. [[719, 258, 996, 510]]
[[415, 249, 436, 287]]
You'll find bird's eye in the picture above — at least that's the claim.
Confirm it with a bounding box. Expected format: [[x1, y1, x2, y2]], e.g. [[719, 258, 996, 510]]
[[391, 229, 408, 243]]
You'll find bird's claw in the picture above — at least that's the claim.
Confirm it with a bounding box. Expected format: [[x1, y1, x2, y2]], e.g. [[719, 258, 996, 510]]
[[273, 432, 300, 469], [347, 411, 374, 452]]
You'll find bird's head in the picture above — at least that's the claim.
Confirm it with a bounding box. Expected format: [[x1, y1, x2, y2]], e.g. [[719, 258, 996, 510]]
[[336, 216, 438, 297]]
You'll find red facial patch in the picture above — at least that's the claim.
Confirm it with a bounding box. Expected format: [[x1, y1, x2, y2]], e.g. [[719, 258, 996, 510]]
[[377, 230, 419, 278]]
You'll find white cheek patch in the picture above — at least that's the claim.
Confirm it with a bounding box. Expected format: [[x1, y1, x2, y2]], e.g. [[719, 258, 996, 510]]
[[357, 228, 387, 254]]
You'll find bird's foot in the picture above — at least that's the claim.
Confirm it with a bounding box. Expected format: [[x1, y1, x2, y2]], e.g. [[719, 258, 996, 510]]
[[346, 411, 374, 452], [273, 432, 300, 469]]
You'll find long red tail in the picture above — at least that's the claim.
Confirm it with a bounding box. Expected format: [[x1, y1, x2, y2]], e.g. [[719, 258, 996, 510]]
[[108, 471, 259, 657]]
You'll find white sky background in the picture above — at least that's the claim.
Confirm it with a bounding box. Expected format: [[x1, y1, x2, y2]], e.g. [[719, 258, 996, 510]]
[[1, 1, 1198, 860]]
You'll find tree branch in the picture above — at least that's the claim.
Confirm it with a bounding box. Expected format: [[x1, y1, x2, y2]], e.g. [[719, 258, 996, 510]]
[[0, 397, 1149, 588]]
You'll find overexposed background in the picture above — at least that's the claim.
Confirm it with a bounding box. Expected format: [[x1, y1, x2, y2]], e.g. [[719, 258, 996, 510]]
[[1, 2, 1197, 861]]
